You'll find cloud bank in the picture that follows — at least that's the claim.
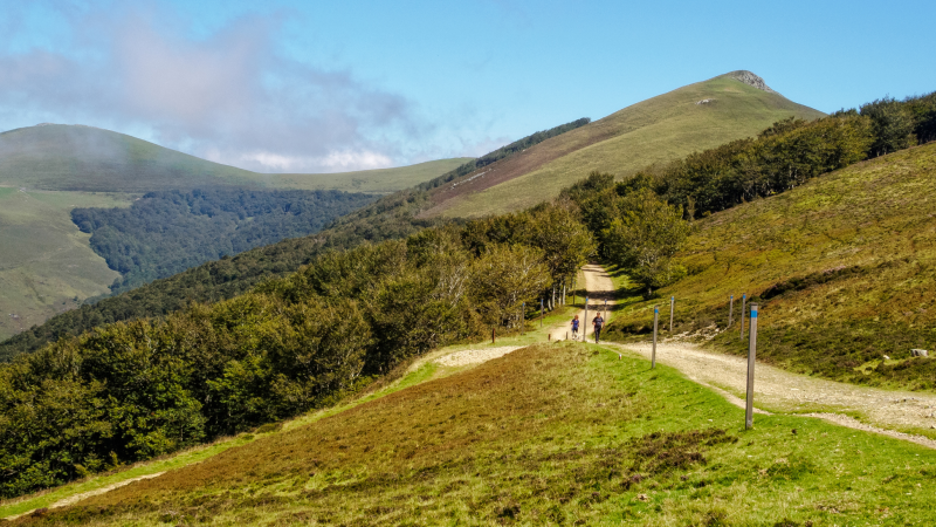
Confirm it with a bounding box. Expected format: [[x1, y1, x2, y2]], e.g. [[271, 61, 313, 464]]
[[0, 5, 423, 173]]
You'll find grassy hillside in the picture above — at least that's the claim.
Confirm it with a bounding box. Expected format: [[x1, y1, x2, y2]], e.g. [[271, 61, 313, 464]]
[[265, 158, 472, 194], [606, 141, 936, 390], [423, 71, 825, 218], [0, 188, 132, 342], [0, 124, 469, 194], [13, 343, 936, 526]]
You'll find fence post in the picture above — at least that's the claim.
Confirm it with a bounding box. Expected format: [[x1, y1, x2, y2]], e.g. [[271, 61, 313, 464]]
[[669, 296, 675, 333], [540, 299, 544, 328], [652, 305, 659, 369], [740, 294, 747, 340], [728, 295, 734, 328], [745, 303, 759, 430], [492, 327, 496, 344]]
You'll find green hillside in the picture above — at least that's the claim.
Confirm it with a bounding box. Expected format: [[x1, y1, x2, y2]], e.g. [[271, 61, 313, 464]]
[[0, 188, 132, 342], [0, 125, 258, 192], [265, 158, 473, 194], [12, 343, 936, 526], [424, 71, 825, 218], [0, 124, 467, 339], [606, 141, 936, 390]]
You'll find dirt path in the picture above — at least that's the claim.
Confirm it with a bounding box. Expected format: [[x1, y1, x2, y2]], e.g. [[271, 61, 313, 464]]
[[5, 472, 165, 521], [619, 341, 936, 449], [548, 263, 614, 342], [436, 346, 524, 367]]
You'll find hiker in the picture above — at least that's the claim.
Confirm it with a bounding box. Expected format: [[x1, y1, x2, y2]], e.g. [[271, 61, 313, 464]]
[[592, 313, 604, 343], [571, 315, 580, 340]]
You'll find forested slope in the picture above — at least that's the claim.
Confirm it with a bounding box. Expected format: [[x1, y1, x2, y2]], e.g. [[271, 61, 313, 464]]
[[0, 119, 589, 360], [72, 189, 377, 294]]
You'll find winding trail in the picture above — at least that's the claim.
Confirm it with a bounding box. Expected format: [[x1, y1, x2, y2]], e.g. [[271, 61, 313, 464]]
[[443, 263, 936, 450]]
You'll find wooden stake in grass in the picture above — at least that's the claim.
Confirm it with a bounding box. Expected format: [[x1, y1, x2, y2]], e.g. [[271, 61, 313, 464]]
[[740, 293, 747, 340], [652, 305, 659, 369], [492, 327, 496, 344], [669, 296, 675, 333], [745, 303, 759, 430], [728, 294, 734, 328]]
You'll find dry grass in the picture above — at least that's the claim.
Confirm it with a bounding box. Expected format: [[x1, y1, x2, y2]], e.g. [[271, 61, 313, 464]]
[[430, 75, 824, 219], [13, 343, 936, 526]]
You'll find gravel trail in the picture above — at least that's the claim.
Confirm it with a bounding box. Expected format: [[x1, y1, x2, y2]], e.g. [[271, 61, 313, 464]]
[[619, 341, 936, 449]]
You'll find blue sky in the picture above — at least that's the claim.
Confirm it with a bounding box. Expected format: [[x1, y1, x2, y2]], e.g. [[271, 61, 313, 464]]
[[1, 0, 934, 173]]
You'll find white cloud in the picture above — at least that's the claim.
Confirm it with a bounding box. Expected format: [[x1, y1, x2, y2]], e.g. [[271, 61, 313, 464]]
[[0, 4, 419, 173]]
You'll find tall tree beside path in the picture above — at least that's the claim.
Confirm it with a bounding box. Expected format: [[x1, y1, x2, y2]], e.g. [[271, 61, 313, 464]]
[[602, 189, 690, 293]]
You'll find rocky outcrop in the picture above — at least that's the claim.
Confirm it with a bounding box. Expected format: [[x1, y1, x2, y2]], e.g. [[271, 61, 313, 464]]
[[724, 70, 777, 94]]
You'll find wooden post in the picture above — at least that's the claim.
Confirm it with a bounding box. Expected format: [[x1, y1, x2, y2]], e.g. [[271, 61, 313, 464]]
[[728, 295, 734, 328], [540, 299, 544, 328], [745, 303, 759, 430], [492, 327, 496, 344], [652, 305, 659, 369], [669, 296, 675, 333], [740, 294, 747, 340]]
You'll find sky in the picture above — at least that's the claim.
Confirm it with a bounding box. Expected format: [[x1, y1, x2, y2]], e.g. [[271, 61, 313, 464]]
[[1, 0, 935, 174]]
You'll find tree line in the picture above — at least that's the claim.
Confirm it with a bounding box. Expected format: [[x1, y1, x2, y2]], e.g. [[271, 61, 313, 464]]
[[0, 205, 592, 498], [72, 188, 377, 295]]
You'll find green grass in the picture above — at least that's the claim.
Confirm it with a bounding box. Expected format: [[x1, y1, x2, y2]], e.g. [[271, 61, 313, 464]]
[[265, 158, 473, 194], [14, 342, 936, 526], [433, 72, 825, 218], [0, 124, 471, 194], [605, 141, 936, 391], [0, 188, 133, 341]]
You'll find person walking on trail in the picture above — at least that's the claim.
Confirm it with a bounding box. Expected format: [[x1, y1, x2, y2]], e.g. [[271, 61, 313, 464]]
[[592, 313, 605, 343], [571, 315, 580, 340]]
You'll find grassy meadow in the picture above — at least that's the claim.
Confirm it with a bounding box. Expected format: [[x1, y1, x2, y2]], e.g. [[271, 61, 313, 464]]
[[9, 342, 936, 526], [266, 158, 473, 194], [0, 188, 133, 341], [434, 73, 825, 219], [605, 141, 936, 390]]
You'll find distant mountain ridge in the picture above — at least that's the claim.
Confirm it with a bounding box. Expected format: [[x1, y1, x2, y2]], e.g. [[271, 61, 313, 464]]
[[0, 124, 470, 194], [418, 70, 825, 218]]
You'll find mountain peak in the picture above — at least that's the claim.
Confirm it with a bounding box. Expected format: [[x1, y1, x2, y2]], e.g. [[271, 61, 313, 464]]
[[721, 70, 776, 94]]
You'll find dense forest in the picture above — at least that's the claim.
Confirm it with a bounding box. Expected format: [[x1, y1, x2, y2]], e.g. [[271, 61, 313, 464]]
[[0, 120, 590, 361], [72, 189, 377, 294], [0, 206, 592, 498]]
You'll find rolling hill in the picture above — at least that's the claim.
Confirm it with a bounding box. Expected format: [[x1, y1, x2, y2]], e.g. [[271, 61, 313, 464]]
[[418, 71, 826, 218], [0, 123, 471, 194]]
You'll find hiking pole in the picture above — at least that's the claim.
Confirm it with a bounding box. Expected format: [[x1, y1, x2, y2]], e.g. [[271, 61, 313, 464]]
[[652, 305, 659, 369], [745, 303, 759, 430]]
